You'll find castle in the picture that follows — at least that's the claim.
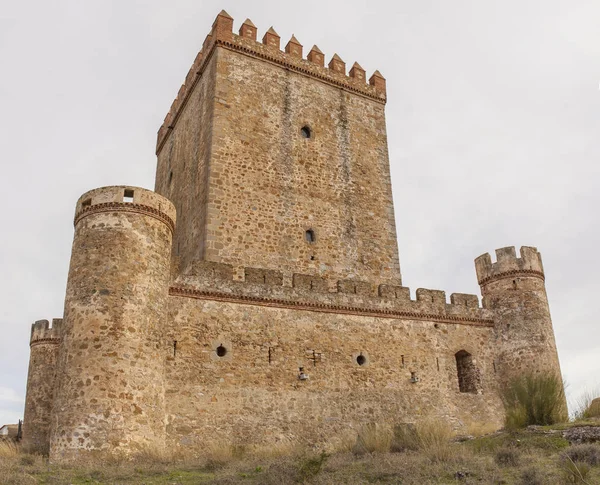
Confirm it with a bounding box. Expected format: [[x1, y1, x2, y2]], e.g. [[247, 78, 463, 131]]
[[21, 11, 564, 461]]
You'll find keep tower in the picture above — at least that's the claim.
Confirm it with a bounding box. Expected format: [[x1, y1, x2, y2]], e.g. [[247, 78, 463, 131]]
[[154, 10, 401, 285]]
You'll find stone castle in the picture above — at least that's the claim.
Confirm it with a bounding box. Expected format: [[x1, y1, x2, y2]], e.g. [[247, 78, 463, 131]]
[[22, 10, 564, 461]]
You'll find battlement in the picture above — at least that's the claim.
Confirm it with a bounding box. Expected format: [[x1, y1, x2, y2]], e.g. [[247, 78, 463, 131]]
[[173, 261, 493, 326], [156, 10, 387, 154], [30, 319, 62, 346], [475, 246, 545, 285], [73, 186, 176, 233]]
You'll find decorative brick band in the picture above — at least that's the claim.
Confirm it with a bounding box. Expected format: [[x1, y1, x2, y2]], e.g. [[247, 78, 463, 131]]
[[169, 286, 494, 327], [157, 37, 385, 154], [74, 202, 175, 234], [30, 338, 61, 348], [217, 39, 385, 103], [478, 269, 545, 286]]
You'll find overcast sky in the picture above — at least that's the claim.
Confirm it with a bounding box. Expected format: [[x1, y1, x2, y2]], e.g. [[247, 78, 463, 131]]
[[1, 0, 598, 425]]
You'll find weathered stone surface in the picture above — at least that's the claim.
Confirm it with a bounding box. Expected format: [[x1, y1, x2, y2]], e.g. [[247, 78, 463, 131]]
[[21, 11, 565, 463], [563, 426, 600, 444]]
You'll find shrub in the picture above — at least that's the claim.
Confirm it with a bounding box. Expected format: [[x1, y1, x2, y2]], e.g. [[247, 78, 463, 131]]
[[501, 372, 567, 428], [0, 441, 19, 458], [560, 457, 591, 483], [520, 467, 544, 485], [390, 423, 419, 452], [296, 451, 328, 482], [495, 447, 520, 467], [354, 423, 392, 454], [414, 419, 455, 463], [562, 444, 600, 466]]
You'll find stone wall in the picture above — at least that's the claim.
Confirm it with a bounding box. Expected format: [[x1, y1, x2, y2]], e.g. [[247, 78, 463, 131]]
[[22, 319, 61, 454], [162, 291, 504, 454], [49, 186, 175, 461]]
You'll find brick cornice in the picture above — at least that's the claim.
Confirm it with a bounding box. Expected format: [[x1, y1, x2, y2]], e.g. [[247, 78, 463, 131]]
[[74, 202, 175, 234], [30, 338, 60, 348], [156, 36, 385, 155], [169, 286, 494, 327], [478, 269, 545, 286]]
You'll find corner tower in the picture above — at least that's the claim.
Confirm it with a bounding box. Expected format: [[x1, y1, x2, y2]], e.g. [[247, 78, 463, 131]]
[[154, 11, 401, 284], [22, 319, 62, 454], [49, 186, 175, 461], [475, 246, 564, 389]]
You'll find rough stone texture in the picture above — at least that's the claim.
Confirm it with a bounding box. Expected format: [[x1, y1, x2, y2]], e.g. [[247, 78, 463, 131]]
[[155, 29, 400, 285], [21, 11, 565, 462], [475, 247, 564, 399], [48, 186, 175, 461], [563, 426, 600, 444], [22, 319, 61, 454]]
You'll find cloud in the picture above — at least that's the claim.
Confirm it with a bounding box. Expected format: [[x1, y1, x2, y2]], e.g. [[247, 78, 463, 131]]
[[0, 387, 24, 404]]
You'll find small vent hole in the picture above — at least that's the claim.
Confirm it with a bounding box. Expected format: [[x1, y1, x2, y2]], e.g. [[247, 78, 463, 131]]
[[216, 345, 227, 357], [356, 355, 366, 366], [123, 189, 134, 203], [300, 126, 312, 139]]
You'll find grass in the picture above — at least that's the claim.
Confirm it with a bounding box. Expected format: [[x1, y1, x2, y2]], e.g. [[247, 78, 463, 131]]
[[501, 372, 568, 429], [1, 423, 600, 484]]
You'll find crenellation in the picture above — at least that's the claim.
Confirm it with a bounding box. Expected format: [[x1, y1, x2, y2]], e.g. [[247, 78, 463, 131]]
[[307, 45, 324, 66], [30, 319, 62, 345], [244, 267, 284, 286], [450, 293, 480, 309], [262, 26, 280, 49], [328, 53, 346, 75], [293, 273, 329, 292], [155, 11, 387, 155], [23, 9, 565, 461], [475, 246, 544, 284], [285, 35, 303, 57], [337, 278, 376, 296], [239, 19, 257, 40]]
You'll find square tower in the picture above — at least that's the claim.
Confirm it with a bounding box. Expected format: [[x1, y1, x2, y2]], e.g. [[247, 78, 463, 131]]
[[155, 11, 401, 285]]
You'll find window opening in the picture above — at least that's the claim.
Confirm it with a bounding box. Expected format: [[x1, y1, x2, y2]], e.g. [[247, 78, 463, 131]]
[[82, 198, 91, 208], [300, 126, 312, 138], [356, 354, 366, 366], [123, 189, 134, 203], [216, 344, 227, 357], [305, 229, 315, 243], [455, 350, 480, 393]]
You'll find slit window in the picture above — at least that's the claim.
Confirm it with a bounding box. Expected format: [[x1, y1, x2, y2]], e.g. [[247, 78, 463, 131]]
[[305, 229, 315, 243], [123, 189, 134, 203]]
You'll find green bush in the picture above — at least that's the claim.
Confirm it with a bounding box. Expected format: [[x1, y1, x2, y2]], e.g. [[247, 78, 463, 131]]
[[501, 372, 567, 428]]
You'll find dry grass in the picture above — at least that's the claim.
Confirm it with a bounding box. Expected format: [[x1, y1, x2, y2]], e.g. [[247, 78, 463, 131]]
[[0, 440, 19, 458], [1, 424, 600, 484], [572, 388, 600, 421]]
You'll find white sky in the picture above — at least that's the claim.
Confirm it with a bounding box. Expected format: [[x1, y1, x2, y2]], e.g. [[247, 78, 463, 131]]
[[1, 0, 599, 425]]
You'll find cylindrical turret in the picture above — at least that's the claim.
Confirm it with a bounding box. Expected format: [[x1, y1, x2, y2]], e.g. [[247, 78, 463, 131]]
[[49, 186, 175, 462], [22, 319, 62, 454], [475, 246, 564, 389]]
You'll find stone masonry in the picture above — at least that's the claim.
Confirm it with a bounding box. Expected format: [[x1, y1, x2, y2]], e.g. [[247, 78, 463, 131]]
[[22, 10, 565, 462]]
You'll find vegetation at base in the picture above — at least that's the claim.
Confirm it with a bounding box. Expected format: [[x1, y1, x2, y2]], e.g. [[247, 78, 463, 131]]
[[501, 371, 568, 429], [1, 420, 599, 484]]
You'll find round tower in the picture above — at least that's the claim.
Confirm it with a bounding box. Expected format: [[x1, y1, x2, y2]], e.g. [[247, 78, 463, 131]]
[[49, 186, 175, 461], [22, 319, 62, 454], [475, 246, 564, 390]]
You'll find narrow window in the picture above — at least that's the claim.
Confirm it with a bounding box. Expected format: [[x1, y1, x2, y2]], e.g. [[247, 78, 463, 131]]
[[123, 189, 134, 203], [300, 126, 312, 139], [169, 171, 173, 186], [305, 229, 315, 243], [82, 198, 92, 208], [455, 350, 480, 393]]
